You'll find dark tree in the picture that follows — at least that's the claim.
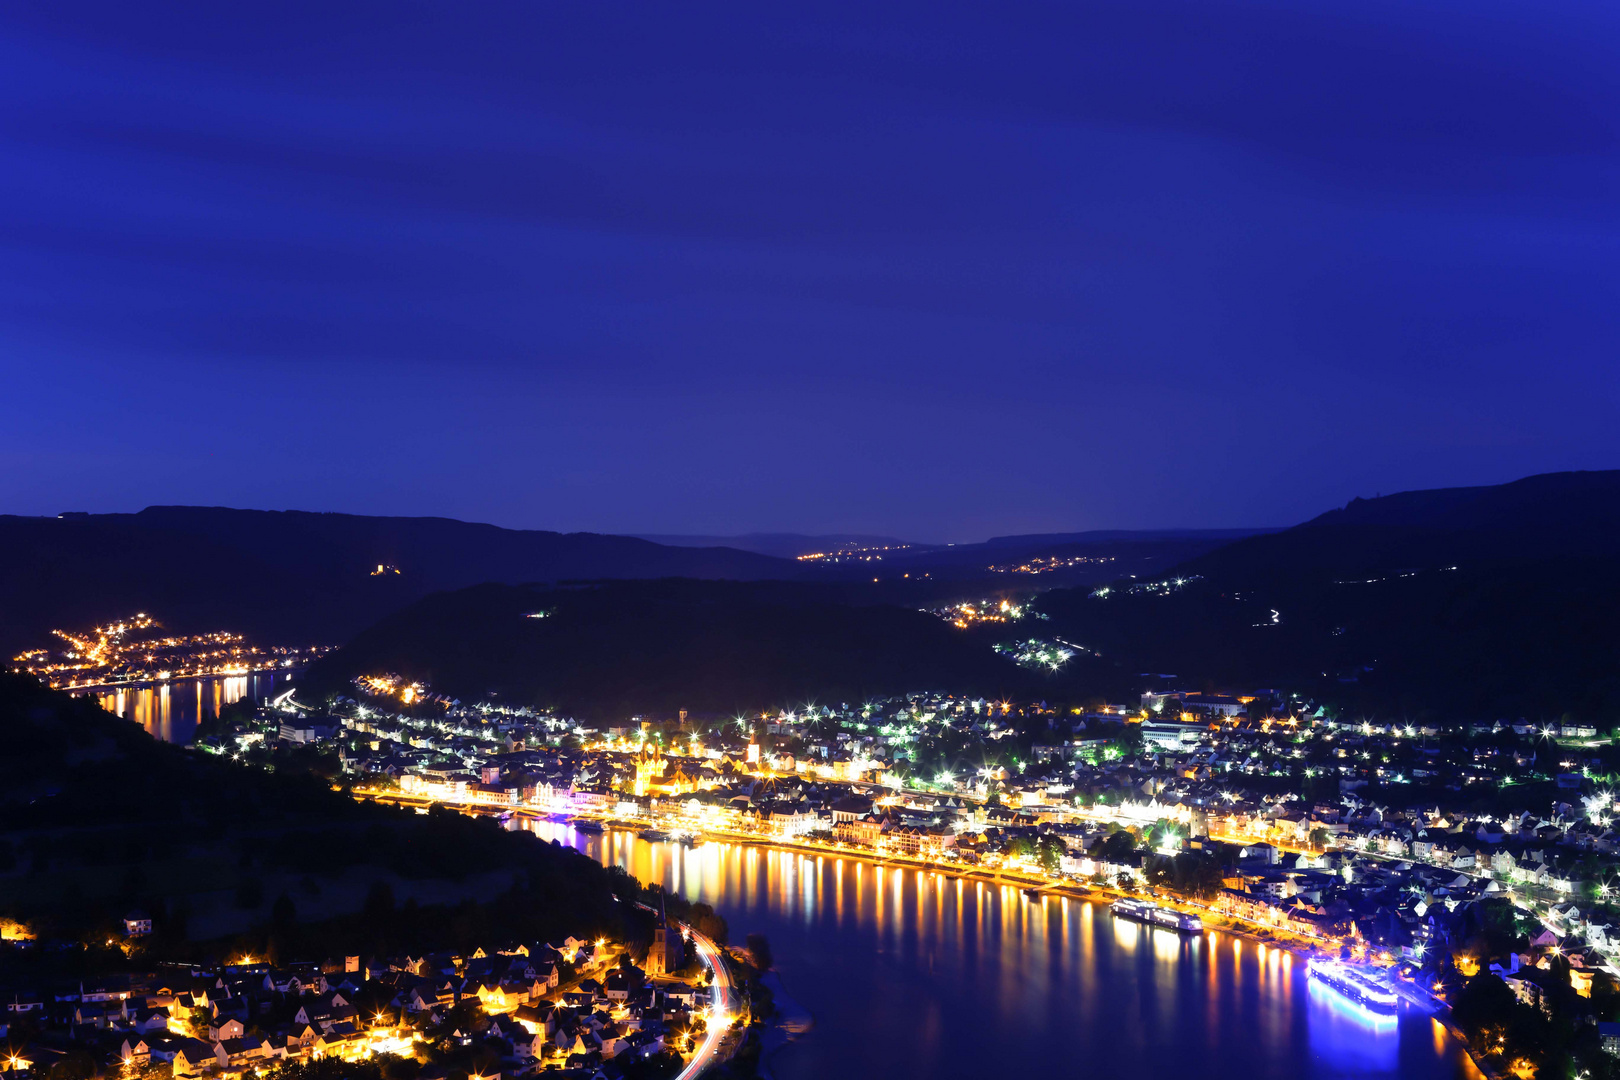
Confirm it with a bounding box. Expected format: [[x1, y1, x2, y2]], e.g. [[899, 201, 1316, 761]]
[[745, 932, 773, 971]]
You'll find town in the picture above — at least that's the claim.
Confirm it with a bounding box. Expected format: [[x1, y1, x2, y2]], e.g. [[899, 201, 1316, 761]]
[[23, 656, 1620, 1080], [206, 680, 1620, 981], [0, 915, 733, 1080], [10, 616, 333, 693]]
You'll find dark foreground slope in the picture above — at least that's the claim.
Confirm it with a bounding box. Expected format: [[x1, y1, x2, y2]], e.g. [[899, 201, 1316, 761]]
[[0, 672, 635, 959], [299, 579, 1040, 715], [0, 507, 793, 654], [1038, 471, 1620, 722]]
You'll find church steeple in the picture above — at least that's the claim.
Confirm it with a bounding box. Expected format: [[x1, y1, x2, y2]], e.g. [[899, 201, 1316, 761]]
[[647, 894, 683, 976]]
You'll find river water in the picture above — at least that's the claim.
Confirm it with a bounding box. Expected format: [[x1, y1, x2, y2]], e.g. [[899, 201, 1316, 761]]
[[514, 821, 1476, 1080], [76, 671, 294, 743]]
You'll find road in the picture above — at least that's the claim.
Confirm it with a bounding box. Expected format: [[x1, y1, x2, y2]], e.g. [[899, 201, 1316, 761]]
[[674, 926, 733, 1080]]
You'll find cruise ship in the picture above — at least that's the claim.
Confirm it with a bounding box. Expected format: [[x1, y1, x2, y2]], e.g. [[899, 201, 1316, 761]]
[[1306, 959, 1399, 1014], [1110, 897, 1203, 933]]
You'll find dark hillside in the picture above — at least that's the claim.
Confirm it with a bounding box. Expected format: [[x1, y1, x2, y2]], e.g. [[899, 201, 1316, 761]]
[[1176, 470, 1620, 585], [1036, 471, 1620, 723], [0, 507, 793, 654], [0, 672, 630, 954], [298, 579, 1040, 715]]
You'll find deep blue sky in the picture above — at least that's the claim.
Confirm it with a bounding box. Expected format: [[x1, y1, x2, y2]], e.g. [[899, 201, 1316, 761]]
[[2, 2, 1617, 541]]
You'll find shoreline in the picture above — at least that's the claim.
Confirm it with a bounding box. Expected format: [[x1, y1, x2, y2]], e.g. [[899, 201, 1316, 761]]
[[755, 968, 813, 1080], [506, 807, 1361, 957]]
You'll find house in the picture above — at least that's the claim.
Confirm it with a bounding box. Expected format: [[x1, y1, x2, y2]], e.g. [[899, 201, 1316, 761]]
[[74, 1002, 119, 1029], [79, 978, 133, 1003], [5, 992, 43, 1014], [474, 981, 530, 1013], [220, 1037, 269, 1067], [131, 1007, 174, 1034], [1238, 842, 1279, 866], [314, 1029, 364, 1059], [208, 1018, 245, 1042], [604, 971, 638, 1002], [623, 1028, 665, 1058], [511, 1004, 556, 1037], [165, 1037, 220, 1076], [123, 910, 153, 937], [118, 1037, 152, 1065]]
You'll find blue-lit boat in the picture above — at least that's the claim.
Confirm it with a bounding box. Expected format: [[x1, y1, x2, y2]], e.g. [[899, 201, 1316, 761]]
[[1306, 959, 1399, 1014], [569, 818, 605, 833]]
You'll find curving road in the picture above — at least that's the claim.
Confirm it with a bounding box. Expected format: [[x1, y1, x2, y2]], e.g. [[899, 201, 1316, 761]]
[[674, 926, 733, 1080]]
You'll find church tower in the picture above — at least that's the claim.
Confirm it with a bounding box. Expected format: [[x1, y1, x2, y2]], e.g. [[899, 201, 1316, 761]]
[[646, 898, 683, 976]]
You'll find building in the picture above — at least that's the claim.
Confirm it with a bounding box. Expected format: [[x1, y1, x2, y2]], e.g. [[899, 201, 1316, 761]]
[[644, 902, 684, 977], [1181, 694, 1246, 717]]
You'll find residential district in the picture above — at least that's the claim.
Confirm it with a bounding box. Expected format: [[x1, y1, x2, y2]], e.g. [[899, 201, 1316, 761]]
[[0, 917, 728, 1080]]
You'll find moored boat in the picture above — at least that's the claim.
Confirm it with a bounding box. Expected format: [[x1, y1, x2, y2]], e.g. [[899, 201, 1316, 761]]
[[1110, 897, 1201, 932], [1306, 959, 1399, 1013], [1150, 906, 1204, 932], [1110, 897, 1157, 922]]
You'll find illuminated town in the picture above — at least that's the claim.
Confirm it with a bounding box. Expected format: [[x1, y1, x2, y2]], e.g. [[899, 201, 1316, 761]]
[[0, 929, 732, 1079], [196, 679, 1620, 1002], [9, 615, 333, 690], [930, 598, 1030, 628], [14, 643, 1620, 1080], [793, 544, 914, 564], [6, 0, 1612, 1076], [989, 553, 1116, 575]]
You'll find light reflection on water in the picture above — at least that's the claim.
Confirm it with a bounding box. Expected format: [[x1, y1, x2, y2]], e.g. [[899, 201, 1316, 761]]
[[513, 819, 1476, 1080], [80, 672, 292, 743]]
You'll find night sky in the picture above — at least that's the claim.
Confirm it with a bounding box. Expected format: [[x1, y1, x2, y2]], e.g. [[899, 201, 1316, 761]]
[[3, 2, 1616, 540]]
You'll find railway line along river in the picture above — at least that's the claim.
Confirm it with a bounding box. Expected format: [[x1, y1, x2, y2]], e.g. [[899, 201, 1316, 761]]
[[513, 819, 1479, 1080]]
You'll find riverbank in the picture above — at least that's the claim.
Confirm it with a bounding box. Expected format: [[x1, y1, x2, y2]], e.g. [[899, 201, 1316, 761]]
[[504, 806, 1368, 956], [756, 970, 813, 1080]]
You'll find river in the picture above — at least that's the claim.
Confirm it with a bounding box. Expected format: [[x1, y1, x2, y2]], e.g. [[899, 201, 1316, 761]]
[[512, 820, 1476, 1080], [76, 671, 295, 743]]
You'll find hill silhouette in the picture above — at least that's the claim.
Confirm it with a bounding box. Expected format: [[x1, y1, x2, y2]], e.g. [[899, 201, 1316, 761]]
[[0, 671, 633, 954], [1037, 470, 1620, 723], [297, 579, 1038, 716], [0, 507, 792, 655], [1175, 470, 1620, 585]]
